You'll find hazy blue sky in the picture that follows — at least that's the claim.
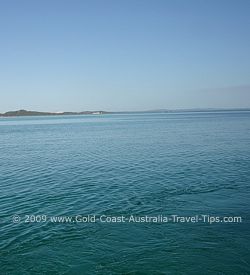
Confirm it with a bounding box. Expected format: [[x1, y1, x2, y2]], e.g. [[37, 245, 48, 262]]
[[0, 0, 250, 112]]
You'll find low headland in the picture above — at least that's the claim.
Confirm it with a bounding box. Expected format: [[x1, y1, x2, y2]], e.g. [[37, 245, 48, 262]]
[[0, 110, 110, 117]]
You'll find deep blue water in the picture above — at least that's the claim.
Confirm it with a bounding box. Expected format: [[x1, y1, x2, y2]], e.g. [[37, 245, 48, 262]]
[[0, 112, 250, 274]]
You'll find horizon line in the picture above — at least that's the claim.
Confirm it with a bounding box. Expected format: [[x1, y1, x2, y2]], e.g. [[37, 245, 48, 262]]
[[1, 107, 250, 117]]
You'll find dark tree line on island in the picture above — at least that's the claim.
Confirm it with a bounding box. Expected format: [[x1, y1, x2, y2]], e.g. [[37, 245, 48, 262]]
[[0, 110, 110, 117]]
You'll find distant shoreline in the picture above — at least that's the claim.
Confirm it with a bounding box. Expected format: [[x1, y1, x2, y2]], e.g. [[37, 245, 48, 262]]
[[0, 108, 250, 117], [0, 110, 110, 117]]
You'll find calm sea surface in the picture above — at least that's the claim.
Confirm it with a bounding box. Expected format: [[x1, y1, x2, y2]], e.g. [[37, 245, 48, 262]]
[[0, 112, 250, 274]]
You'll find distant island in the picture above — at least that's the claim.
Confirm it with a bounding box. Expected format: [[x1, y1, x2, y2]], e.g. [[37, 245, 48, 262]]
[[0, 108, 249, 117], [0, 109, 110, 117]]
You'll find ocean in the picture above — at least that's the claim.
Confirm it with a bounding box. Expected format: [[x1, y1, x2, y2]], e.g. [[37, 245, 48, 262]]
[[0, 112, 249, 274]]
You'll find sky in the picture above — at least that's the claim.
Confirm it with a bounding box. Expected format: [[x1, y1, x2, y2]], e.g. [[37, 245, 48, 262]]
[[0, 0, 250, 112]]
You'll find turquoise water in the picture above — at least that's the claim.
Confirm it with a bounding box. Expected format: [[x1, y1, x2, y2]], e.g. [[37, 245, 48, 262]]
[[0, 112, 250, 274]]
